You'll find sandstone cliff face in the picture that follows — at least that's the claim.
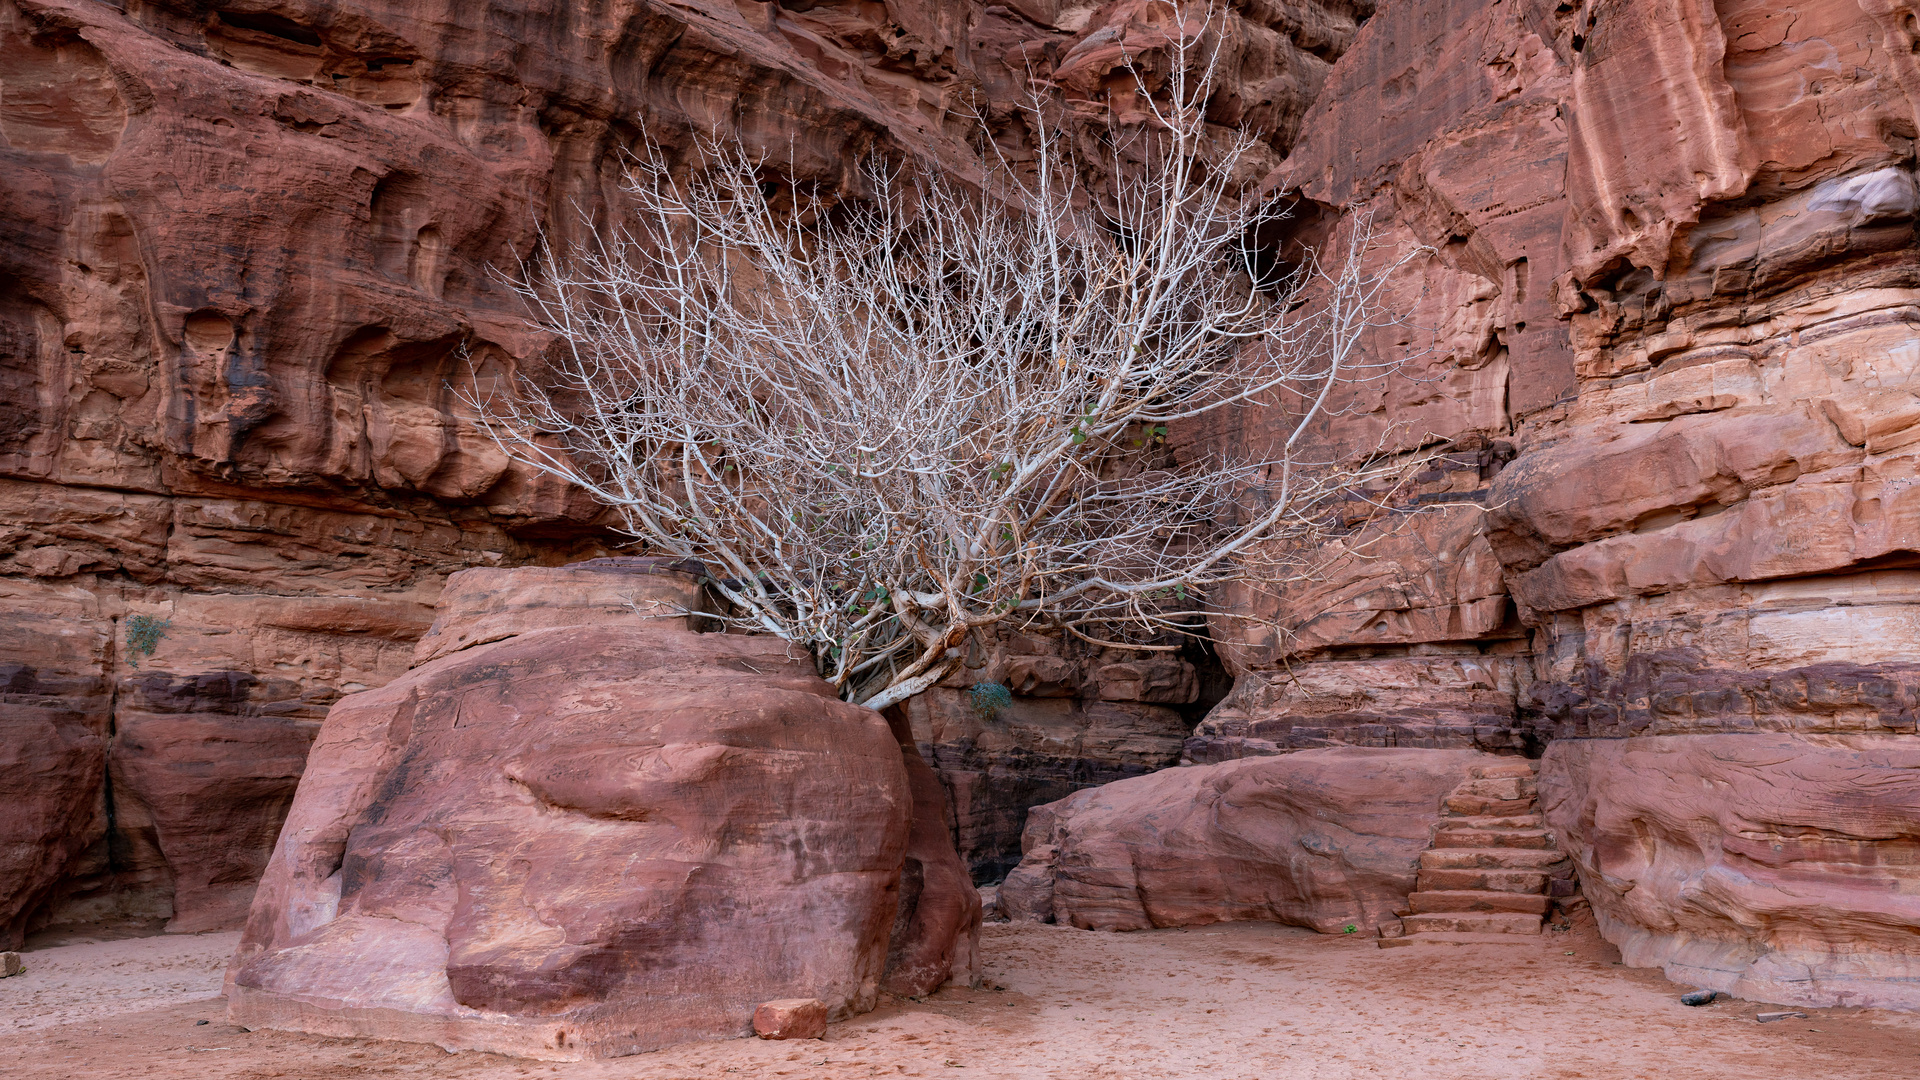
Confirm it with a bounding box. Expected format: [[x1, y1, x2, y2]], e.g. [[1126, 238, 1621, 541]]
[[0, 0, 1365, 938], [1192, 0, 1577, 755], [1192, 0, 1920, 1005], [1215, 0, 1920, 752], [8, 0, 1920, 1011]]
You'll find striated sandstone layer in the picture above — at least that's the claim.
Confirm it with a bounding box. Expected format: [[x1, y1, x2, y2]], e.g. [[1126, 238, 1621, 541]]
[[228, 563, 981, 1059], [1540, 734, 1920, 1010], [999, 747, 1502, 934], [10, 0, 1920, 1015], [1168, 0, 1920, 1009], [904, 647, 1212, 882]]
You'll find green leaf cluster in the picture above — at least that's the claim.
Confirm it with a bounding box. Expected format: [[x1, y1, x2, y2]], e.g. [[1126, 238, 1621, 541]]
[[125, 614, 172, 670]]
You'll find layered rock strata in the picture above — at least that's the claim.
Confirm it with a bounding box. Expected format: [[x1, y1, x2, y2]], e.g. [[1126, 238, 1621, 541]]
[[0, 0, 1364, 937], [1541, 734, 1920, 1010], [1192, 0, 1920, 1008], [1188, 0, 1569, 758], [9, 0, 1920, 1014], [1186, 654, 1529, 763], [229, 564, 978, 1059], [998, 746, 1506, 934], [903, 639, 1219, 882]]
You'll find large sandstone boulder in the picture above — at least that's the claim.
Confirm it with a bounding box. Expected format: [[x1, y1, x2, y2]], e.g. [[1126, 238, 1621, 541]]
[[1541, 734, 1920, 1010], [227, 564, 975, 1060], [999, 747, 1507, 934]]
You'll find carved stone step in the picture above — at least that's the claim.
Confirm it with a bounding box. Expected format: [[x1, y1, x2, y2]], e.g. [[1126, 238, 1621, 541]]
[[1431, 827, 1555, 850], [1417, 868, 1549, 893], [1445, 794, 1536, 816], [1420, 847, 1566, 870], [1407, 890, 1549, 915], [1435, 814, 1545, 831], [1401, 911, 1543, 935]]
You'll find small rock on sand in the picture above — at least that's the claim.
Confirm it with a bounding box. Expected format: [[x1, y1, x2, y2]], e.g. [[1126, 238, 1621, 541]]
[[754, 999, 828, 1040]]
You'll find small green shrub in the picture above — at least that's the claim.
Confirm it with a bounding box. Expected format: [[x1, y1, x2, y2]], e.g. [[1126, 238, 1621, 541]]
[[124, 614, 172, 669], [968, 681, 1013, 719]]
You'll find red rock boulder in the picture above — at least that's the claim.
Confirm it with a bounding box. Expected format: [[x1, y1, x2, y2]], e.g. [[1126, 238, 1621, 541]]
[[1541, 734, 1920, 1010], [227, 585, 915, 1059], [999, 747, 1505, 933], [752, 998, 827, 1040]]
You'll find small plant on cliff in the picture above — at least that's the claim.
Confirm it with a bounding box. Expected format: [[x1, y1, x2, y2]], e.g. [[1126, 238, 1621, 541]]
[[124, 614, 171, 669], [476, 10, 1417, 710], [969, 682, 1014, 720]]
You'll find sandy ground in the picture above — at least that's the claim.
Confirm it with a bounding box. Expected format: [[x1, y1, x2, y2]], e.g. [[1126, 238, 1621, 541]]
[[2, 930, 233, 1035], [5, 916, 1917, 1079]]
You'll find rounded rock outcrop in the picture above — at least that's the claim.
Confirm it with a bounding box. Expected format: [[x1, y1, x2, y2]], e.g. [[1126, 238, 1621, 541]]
[[225, 564, 948, 1060], [1541, 734, 1920, 1011], [1000, 746, 1510, 934]]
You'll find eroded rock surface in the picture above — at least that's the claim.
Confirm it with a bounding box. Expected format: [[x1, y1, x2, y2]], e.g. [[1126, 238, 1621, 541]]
[[228, 566, 927, 1060], [0, 0, 1362, 938], [1161, 0, 1920, 1009], [9, 0, 1920, 1015], [905, 679, 1201, 883], [1541, 735, 1920, 1010], [1187, 654, 1529, 763], [0, 582, 110, 947], [1000, 747, 1502, 934], [882, 708, 984, 999]]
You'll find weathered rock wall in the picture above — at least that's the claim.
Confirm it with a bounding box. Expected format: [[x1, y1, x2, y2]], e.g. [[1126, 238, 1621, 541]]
[[904, 630, 1228, 880], [1190, 0, 1920, 1006], [8, 0, 1920, 1007], [1188, 0, 1920, 740], [0, 0, 1367, 939], [1540, 734, 1920, 1010], [1189, 0, 1573, 758]]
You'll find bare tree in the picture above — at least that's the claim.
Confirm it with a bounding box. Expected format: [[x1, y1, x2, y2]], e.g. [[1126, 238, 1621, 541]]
[[475, 29, 1418, 711]]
